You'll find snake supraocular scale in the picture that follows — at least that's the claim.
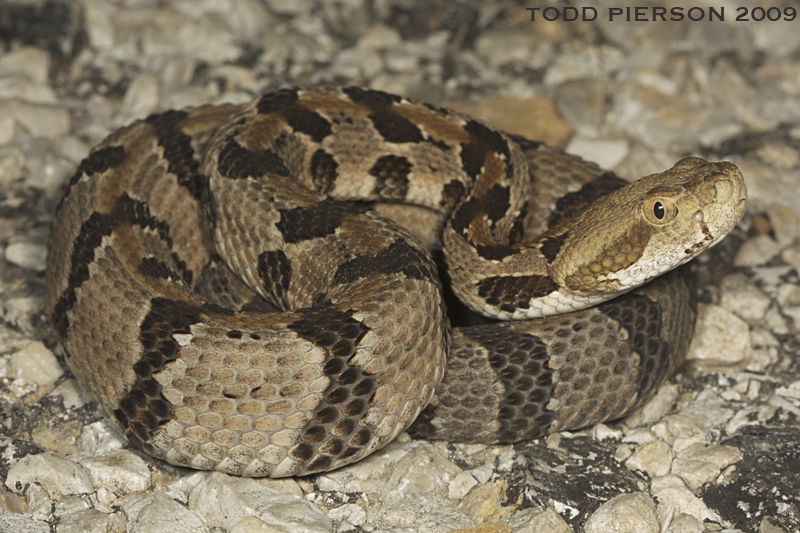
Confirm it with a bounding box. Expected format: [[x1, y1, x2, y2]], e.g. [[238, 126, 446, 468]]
[[45, 85, 747, 478]]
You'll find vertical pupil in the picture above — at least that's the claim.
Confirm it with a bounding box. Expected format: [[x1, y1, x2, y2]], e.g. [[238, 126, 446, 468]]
[[654, 202, 665, 219]]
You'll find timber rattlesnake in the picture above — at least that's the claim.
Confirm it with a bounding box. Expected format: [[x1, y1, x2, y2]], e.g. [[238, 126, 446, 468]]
[[45, 85, 746, 477]]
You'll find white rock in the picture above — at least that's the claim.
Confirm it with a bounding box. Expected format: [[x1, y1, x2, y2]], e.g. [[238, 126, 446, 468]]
[[94, 486, 118, 514], [670, 458, 722, 491], [747, 327, 780, 372], [0, 112, 14, 144], [750, 266, 795, 293], [733, 234, 782, 267], [322, 439, 423, 494], [775, 283, 800, 332], [766, 203, 800, 246], [0, 513, 50, 533], [4, 295, 45, 333], [676, 443, 743, 469], [781, 237, 800, 266], [255, 478, 305, 498], [4, 241, 47, 272], [506, 506, 572, 533], [48, 379, 92, 409], [591, 423, 623, 442], [82, 0, 116, 50], [448, 471, 478, 499], [622, 428, 658, 445], [229, 516, 279, 533], [651, 391, 736, 452], [188, 472, 331, 532], [330, 47, 384, 80], [53, 493, 90, 514], [374, 493, 473, 531], [686, 304, 752, 369], [650, 473, 690, 490], [469, 460, 495, 485], [26, 482, 53, 521], [327, 502, 367, 527], [776, 283, 800, 308], [138, 8, 241, 64], [775, 380, 800, 399], [653, 484, 721, 525], [8, 341, 62, 386], [719, 273, 772, 324], [121, 491, 209, 533], [314, 475, 344, 493], [57, 134, 90, 165], [782, 242, 800, 266], [6, 453, 93, 497], [769, 395, 800, 420], [475, 29, 553, 71], [0, 75, 56, 104], [623, 383, 680, 428], [615, 443, 634, 462], [584, 492, 659, 533], [496, 448, 517, 472], [264, 0, 317, 16], [726, 404, 779, 435], [358, 24, 402, 50], [625, 440, 673, 478], [79, 450, 152, 493], [76, 420, 129, 456], [19, 136, 76, 193], [380, 444, 463, 504], [207, 0, 275, 42], [0, 145, 25, 185], [0, 99, 70, 139], [0, 47, 50, 84], [0, 486, 26, 513], [677, 390, 736, 431], [166, 471, 207, 496], [161, 85, 213, 111], [566, 137, 630, 170], [651, 415, 709, 454], [665, 512, 705, 532], [120, 72, 161, 121], [384, 49, 418, 73], [55, 508, 114, 533], [762, 305, 791, 335], [545, 46, 625, 87], [209, 65, 258, 93]]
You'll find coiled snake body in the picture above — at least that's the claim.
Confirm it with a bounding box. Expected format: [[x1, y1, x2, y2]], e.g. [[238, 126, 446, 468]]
[[45, 86, 746, 477]]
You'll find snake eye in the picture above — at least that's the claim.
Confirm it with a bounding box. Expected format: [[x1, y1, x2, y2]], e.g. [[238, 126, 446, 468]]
[[643, 197, 677, 225]]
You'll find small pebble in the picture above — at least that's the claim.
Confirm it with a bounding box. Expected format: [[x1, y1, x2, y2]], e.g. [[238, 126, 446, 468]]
[[4, 241, 47, 272], [6, 453, 93, 498], [584, 492, 659, 533], [9, 341, 63, 386], [687, 304, 753, 370]]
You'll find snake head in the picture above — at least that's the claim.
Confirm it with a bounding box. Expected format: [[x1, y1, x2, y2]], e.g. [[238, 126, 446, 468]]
[[554, 157, 747, 295]]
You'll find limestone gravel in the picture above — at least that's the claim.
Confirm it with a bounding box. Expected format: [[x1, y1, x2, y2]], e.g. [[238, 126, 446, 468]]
[[1, 0, 799, 532]]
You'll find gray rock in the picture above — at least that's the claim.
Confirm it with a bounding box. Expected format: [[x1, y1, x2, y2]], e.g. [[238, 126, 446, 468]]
[[6, 453, 93, 498], [584, 492, 658, 533], [79, 450, 152, 493], [188, 472, 331, 533], [121, 491, 209, 533]]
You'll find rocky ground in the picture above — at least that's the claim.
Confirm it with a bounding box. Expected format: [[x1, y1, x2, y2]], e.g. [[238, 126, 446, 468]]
[[1, 1, 800, 532]]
